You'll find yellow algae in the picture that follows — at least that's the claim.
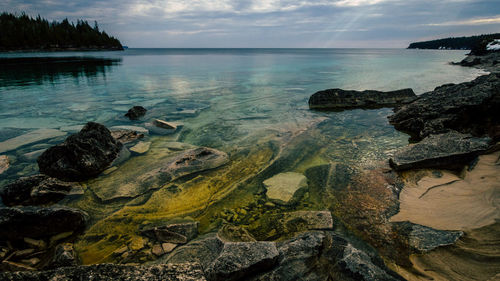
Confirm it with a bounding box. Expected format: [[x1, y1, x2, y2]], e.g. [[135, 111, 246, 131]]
[[75, 141, 276, 264]]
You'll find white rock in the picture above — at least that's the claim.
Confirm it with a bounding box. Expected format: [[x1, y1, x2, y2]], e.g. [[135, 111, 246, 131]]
[[263, 172, 308, 204], [130, 141, 151, 154]]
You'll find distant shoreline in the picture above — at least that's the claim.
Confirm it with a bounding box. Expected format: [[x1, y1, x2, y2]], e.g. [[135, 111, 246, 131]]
[[0, 46, 124, 53]]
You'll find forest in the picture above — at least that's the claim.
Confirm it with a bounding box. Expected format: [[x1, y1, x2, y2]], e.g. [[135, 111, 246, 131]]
[[0, 12, 123, 51], [408, 33, 500, 54]]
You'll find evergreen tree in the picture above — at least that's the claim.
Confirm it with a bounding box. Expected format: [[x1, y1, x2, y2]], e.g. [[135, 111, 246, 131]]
[[0, 12, 123, 51]]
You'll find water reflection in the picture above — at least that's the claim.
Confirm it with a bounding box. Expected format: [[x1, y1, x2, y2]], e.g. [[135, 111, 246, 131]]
[[0, 56, 121, 87]]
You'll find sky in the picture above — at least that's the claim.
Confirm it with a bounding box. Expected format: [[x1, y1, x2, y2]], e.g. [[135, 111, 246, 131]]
[[2, 0, 500, 48]]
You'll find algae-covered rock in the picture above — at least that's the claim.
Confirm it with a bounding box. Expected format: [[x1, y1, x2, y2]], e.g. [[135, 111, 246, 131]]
[[91, 146, 229, 201], [140, 221, 199, 244], [0, 155, 10, 174], [263, 172, 307, 204]]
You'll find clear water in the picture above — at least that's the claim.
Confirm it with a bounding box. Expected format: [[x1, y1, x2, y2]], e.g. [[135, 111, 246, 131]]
[[0, 48, 486, 264]]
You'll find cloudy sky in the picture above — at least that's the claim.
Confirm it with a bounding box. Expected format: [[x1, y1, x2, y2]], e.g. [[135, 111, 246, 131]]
[[2, 0, 500, 48]]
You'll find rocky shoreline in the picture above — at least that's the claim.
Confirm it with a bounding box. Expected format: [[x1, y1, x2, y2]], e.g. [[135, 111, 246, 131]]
[[0, 51, 499, 280]]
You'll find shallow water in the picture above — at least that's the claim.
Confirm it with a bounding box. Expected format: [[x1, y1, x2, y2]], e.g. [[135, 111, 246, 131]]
[[0, 48, 486, 264]]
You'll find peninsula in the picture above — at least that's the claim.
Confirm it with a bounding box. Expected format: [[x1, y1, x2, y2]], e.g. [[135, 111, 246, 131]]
[[0, 13, 123, 52]]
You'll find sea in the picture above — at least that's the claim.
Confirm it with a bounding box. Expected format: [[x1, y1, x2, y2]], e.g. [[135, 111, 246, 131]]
[[0, 48, 487, 264]]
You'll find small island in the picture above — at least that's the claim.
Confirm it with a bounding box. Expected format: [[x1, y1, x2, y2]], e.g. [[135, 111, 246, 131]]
[[0, 12, 123, 52]]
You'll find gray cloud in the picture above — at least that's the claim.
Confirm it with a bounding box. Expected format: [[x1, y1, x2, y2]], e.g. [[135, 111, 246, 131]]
[[1, 0, 499, 47]]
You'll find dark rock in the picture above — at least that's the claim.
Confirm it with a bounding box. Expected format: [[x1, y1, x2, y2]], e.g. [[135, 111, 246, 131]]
[[110, 129, 144, 144], [251, 231, 403, 281], [124, 106, 147, 120], [393, 222, 463, 252], [389, 73, 500, 141], [47, 243, 78, 268], [0, 263, 206, 281], [206, 241, 279, 281], [389, 132, 491, 171], [37, 122, 123, 181], [309, 88, 416, 110], [161, 233, 224, 271], [140, 221, 199, 244], [0, 175, 82, 206], [0, 206, 87, 240]]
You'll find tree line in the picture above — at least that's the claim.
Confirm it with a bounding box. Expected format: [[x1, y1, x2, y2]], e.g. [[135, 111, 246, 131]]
[[407, 33, 500, 54], [0, 12, 123, 51]]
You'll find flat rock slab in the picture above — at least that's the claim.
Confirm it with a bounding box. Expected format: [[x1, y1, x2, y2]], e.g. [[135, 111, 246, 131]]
[[0, 206, 87, 240], [0, 174, 82, 206], [206, 241, 279, 281], [263, 172, 307, 204], [130, 141, 151, 154], [408, 224, 463, 252], [309, 88, 416, 110], [389, 132, 491, 171], [0, 128, 66, 154], [0, 263, 206, 281], [91, 147, 228, 201], [0, 155, 9, 174]]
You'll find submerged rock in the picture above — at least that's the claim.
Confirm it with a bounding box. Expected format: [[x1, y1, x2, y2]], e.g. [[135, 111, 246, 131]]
[[263, 172, 307, 204], [0, 263, 206, 281], [110, 129, 144, 144], [389, 73, 500, 141], [389, 132, 491, 171], [37, 122, 122, 181], [140, 221, 199, 244], [130, 141, 151, 154], [124, 106, 147, 120], [0, 175, 82, 206], [47, 243, 78, 268], [0, 128, 66, 154], [92, 147, 228, 201], [0, 206, 87, 240], [308, 88, 416, 110], [0, 155, 9, 175]]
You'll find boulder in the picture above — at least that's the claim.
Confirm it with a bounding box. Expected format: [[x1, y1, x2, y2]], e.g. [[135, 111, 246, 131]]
[[389, 132, 491, 171], [0, 263, 206, 281], [124, 106, 147, 120], [37, 122, 123, 181], [0, 155, 9, 175], [263, 172, 307, 204], [206, 241, 279, 281], [0, 206, 87, 240], [389, 73, 500, 141], [110, 129, 144, 144], [308, 88, 416, 110], [0, 174, 82, 206]]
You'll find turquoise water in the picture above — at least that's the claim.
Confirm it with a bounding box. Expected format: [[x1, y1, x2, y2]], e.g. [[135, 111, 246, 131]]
[[0, 48, 487, 264], [0, 48, 485, 182]]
